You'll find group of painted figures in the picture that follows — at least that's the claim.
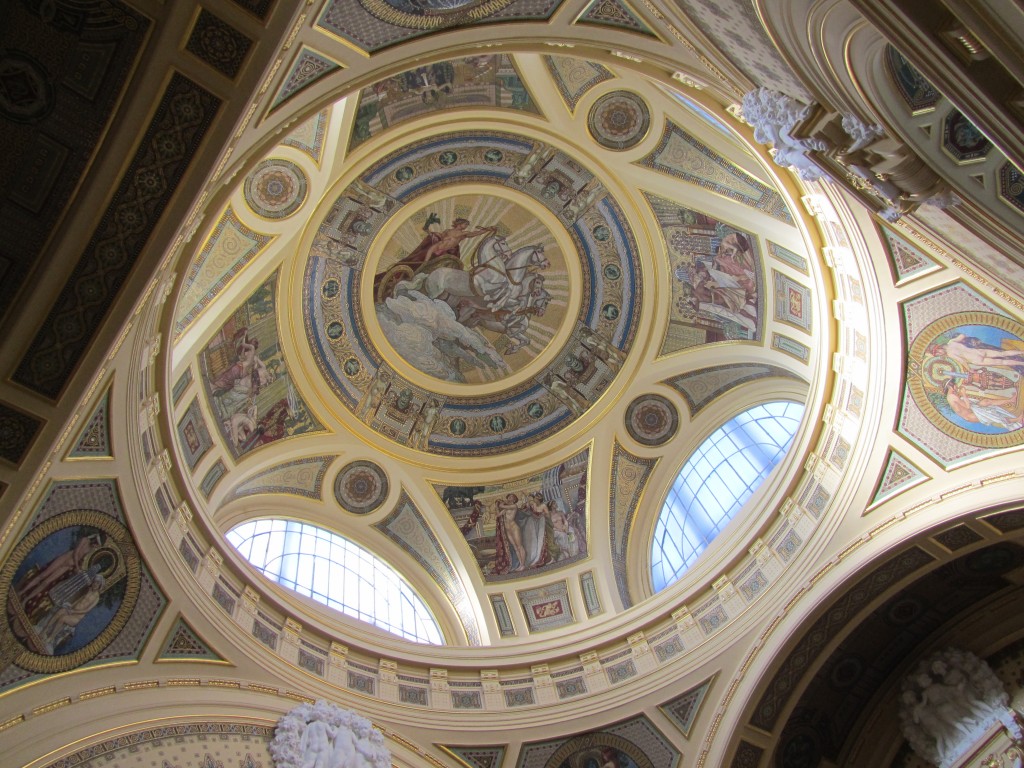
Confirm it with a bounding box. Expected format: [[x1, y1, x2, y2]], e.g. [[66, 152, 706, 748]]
[[10, 527, 112, 656], [378, 214, 553, 356], [922, 327, 1024, 434], [477, 485, 587, 576], [683, 231, 759, 333], [208, 325, 296, 453]]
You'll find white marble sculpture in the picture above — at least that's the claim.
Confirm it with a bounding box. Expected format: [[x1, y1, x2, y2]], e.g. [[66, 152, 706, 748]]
[[740, 87, 828, 181], [270, 700, 391, 768], [899, 648, 1021, 768], [840, 114, 886, 153]]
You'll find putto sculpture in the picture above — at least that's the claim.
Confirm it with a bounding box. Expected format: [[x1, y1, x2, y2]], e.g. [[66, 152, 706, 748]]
[[740, 87, 829, 181], [898, 648, 1020, 768], [270, 700, 391, 768]]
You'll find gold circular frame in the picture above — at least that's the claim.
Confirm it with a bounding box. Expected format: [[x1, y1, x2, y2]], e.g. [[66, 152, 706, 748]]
[[544, 732, 657, 768], [906, 310, 1024, 449], [0, 510, 141, 675], [358, 0, 517, 30]]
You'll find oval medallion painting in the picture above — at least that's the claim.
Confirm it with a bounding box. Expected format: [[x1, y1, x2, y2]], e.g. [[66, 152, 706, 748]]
[[372, 193, 568, 386], [908, 312, 1024, 448], [1, 511, 140, 674]]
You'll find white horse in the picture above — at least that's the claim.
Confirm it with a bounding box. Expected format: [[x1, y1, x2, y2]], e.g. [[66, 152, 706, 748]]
[[395, 235, 548, 314], [394, 234, 550, 353]]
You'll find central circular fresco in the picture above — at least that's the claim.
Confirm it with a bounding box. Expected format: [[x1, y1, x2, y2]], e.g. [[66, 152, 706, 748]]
[[304, 131, 642, 456], [369, 191, 573, 387]]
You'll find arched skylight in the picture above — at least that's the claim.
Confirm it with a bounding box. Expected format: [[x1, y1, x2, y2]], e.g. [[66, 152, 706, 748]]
[[227, 519, 444, 645], [651, 401, 805, 592]]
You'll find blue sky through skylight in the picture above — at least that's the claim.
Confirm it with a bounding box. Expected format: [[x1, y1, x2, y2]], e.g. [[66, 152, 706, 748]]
[[651, 401, 804, 592], [228, 519, 443, 644]]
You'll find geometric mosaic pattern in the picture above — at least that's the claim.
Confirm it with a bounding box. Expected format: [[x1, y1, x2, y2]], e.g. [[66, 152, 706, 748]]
[[609, 441, 658, 609], [625, 394, 679, 446], [12, 74, 220, 398], [271, 46, 342, 109], [174, 207, 273, 337], [282, 108, 330, 165], [200, 459, 228, 499], [224, 455, 335, 502], [229, 0, 274, 18], [11, 74, 220, 399], [880, 225, 940, 284], [334, 460, 389, 514], [544, 55, 615, 114], [870, 449, 928, 506], [317, 0, 563, 54], [38, 722, 273, 768], [442, 744, 508, 768], [69, 386, 112, 458], [672, 0, 812, 101], [885, 46, 940, 114], [177, 397, 213, 472], [185, 10, 252, 80], [998, 162, 1024, 215], [244, 159, 309, 220], [576, 0, 657, 37], [749, 546, 935, 730], [639, 122, 793, 224], [0, 402, 43, 466], [0, 1, 149, 323], [730, 741, 765, 768], [588, 91, 651, 150], [658, 674, 715, 738], [664, 363, 804, 416], [773, 271, 812, 332], [773, 544, 1024, 765], [767, 240, 809, 274], [156, 615, 227, 663], [771, 332, 811, 363], [516, 714, 679, 768], [518, 581, 575, 633]]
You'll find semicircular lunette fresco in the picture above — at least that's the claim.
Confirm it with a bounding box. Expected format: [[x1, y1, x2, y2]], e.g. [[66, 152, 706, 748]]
[[305, 131, 642, 456]]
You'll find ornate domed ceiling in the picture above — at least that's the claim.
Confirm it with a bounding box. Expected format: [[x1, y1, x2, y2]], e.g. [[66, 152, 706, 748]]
[[8, 2, 1024, 768], [168, 52, 819, 647]]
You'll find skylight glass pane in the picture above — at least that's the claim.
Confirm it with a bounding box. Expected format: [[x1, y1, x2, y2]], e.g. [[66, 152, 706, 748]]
[[651, 401, 804, 592], [227, 519, 444, 645]]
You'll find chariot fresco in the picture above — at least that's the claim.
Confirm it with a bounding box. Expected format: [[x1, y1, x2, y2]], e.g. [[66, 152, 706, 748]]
[[304, 131, 641, 456]]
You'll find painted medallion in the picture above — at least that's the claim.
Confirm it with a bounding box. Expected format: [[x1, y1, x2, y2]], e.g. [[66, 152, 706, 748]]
[[305, 131, 641, 456], [372, 193, 568, 385], [907, 312, 1024, 448], [1, 511, 141, 674]]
